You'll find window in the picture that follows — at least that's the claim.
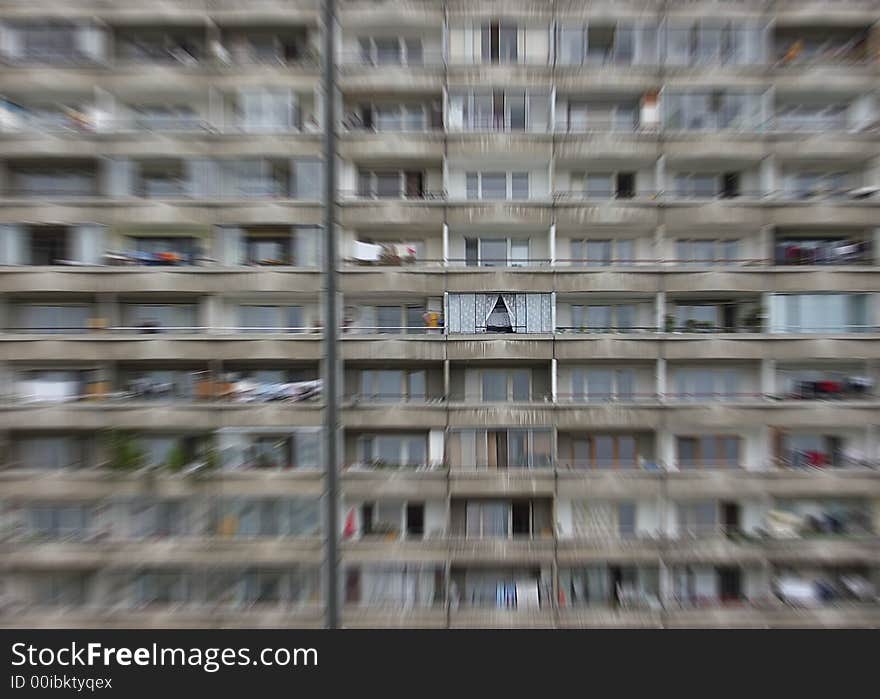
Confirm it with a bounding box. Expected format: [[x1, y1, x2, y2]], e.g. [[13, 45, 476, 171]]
[[452, 91, 549, 132], [570, 239, 635, 266], [16, 436, 84, 470], [570, 304, 638, 333], [28, 228, 69, 265], [229, 159, 290, 198], [482, 21, 518, 63], [572, 171, 636, 199], [360, 369, 426, 402], [371, 103, 427, 132], [464, 237, 532, 267], [769, 294, 869, 334], [664, 91, 759, 131], [466, 502, 510, 537], [480, 368, 531, 402], [481, 173, 507, 200], [358, 434, 428, 468], [465, 172, 530, 200], [586, 173, 614, 199], [27, 506, 89, 540], [676, 436, 740, 469], [357, 169, 424, 199], [10, 164, 97, 197], [245, 234, 292, 265], [366, 304, 425, 334], [16, 304, 92, 334], [571, 368, 636, 402], [33, 574, 90, 606], [448, 429, 551, 469], [559, 26, 586, 64], [775, 103, 848, 132], [569, 435, 638, 469], [673, 368, 741, 401], [239, 305, 303, 333], [128, 235, 198, 264], [677, 502, 718, 537], [132, 500, 186, 538], [674, 304, 726, 331], [665, 22, 757, 66], [676, 239, 739, 265], [123, 303, 198, 333], [237, 89, 296, 132], [358, 37, 423, 66]]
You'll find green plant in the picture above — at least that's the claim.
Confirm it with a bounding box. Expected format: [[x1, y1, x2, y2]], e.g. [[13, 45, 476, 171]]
[[202, 447, 220, 473], [164, 443, 189, 473], [104, 431, 146, 472], [370, 521, 399, 536], [664, 314, 675, 333], [743, 306, 765, 331]]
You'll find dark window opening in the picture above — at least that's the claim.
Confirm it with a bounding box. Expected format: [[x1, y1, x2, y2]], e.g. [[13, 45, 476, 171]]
[[405, 504, 424, 537], [616, 172, 635, 199], [722, 172, 740, 199], [29, 227, 69, 265], [718, 567, 742, 602], [361, 503, 374, 535], [511, 501, 531, 536], [486, 298, 513, 333]]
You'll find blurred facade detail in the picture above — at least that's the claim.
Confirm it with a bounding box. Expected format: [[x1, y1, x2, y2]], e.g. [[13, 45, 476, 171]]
[[1, 0, 880, 629]]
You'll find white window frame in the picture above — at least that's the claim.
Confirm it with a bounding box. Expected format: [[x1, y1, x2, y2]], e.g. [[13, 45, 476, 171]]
[[465, 171, 530, 200]]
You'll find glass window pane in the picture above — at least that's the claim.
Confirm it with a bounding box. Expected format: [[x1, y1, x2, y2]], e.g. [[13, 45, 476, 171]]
[[466, 174, 478, 199], [588, 306, 612, 331], [480, 239, 507, 266], [376, 306, 400, 331], [617, 370, 635, 400], [408, 370, 426, 401], [586, 174, 614, 198], [482, 173, 507, 200], [482, 370, 507, 401], [375, 38, 401, 65], [560, 27, 584, 65], [510, 240, 529, 266], [616, 305, 636, 331], [508, 94, 526, 130], [375, 172, 400, 198], [511, 173, 529, 199], [511, 369, 530, 401], [406, 436, 426, 465], [594, 436, 613, 469], [376, 370, 403, 401], [586, 240, 612, 266], [587, 370, 613, 400]]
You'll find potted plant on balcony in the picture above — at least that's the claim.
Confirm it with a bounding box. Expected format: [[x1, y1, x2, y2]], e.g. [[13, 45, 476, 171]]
[[164, 443, 189, 474], [743, 306, 765, 333], [104, 430, 146, 474], [664, 314, 676, 333], [370, 521, 400, 541]]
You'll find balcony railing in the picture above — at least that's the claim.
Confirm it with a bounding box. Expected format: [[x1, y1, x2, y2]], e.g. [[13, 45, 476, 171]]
[[774, 241, 872, 266], [346, 393, 444, 404], [445, 258, 552, 268], [556, 393, 659, 404], [342, 189, 447, 201], [339, 51, 444, 68]]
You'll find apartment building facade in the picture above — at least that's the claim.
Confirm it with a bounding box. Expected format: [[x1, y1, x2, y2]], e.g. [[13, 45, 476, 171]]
[[1, 0, 880, 628]]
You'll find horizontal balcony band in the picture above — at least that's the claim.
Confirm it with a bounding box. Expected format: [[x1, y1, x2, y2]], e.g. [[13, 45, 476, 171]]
[[0, 538, 323, 570], [0, 605, 325, 630]]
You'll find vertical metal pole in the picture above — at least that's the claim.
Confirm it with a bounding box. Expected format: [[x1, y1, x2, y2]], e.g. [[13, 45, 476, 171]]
[[321, 0, 339, 629]]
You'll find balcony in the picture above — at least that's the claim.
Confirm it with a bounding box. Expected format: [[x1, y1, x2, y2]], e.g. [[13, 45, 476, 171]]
[[774, 238, 873, 266]]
